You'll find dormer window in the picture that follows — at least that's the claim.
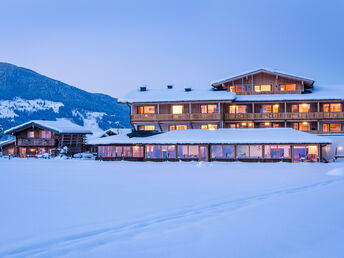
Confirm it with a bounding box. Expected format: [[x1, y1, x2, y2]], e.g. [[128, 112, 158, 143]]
[[28, 131, 34, 138], [254, 84, 271, 92], [280, 84, 296, 91]]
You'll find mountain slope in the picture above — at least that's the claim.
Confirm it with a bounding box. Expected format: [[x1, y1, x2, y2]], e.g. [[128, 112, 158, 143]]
[[0, 62, 130, 132]]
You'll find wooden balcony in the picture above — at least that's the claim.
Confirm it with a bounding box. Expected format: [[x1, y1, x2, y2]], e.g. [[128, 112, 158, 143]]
[[17, 138, 56, 146], [225, 112, 344, 121], [131, 113, 221, 122]]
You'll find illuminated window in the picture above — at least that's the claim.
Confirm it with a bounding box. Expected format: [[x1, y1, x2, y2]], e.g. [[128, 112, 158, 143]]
[[172, 105, 184, 114], [28, 131, 34, 138], [273, 123, 280, 128], [292, 104, 310, 113], [211, 145, 235, 159], [236, 122, 253, 128], [237, 145, 262, 159], [294, 122, 310, 131], [139, 106, 155, 114], [138, 125, 155, 131], [41, 130, 52, 139], [201, 104, 217, 113], [201, 124, 218, 130], [177, 145, 200, 159], [261, 105, 271, 113], [254, 85, 271, 92], [264, 145, 290, 159], [229, 124, 236, 128], [323, 103, 342, 112], [229, 85, 245, 92], [323, 123, 341, 132], [169, 125, 187, 131], [229, 105, 247, 114], [293, 145, 318, 162], [280, 84, 296, 91], [273, 104, 279, 113]]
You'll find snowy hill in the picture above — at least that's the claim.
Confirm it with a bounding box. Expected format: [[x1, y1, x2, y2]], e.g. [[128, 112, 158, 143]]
[[0, 62, 130, 132]]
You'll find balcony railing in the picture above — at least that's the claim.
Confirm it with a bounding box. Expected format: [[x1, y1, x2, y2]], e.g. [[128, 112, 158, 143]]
[[18, 138, 56, 146], [225, 112, 344, 121], [131, 113, 221, 122]]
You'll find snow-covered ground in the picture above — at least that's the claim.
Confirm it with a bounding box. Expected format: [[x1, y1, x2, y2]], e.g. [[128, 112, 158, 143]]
[[1, 159, 344, 257]]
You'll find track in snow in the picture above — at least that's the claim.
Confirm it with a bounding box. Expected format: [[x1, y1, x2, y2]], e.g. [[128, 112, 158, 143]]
[[1, 177, 343, 258]]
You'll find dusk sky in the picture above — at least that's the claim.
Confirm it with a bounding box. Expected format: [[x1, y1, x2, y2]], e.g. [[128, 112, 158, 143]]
[[1, 0, 343, 98]]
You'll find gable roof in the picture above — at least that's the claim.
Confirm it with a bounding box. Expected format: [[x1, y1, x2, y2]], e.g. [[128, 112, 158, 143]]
[[118, 87, 235, 104], [4, 120, 93, 135], [211, 69, 315, 88], [88, 128, 331, 145]]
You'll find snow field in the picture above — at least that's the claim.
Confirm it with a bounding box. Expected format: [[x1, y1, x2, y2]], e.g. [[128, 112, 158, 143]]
[[0, 159, 344, 257]]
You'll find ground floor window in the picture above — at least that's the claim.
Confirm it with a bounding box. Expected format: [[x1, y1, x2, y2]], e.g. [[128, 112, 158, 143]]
[[293, 122, 310, 131], [322, 123, 342, 132], [138, 125, 156, 131], [211, 145, 235, 159], [177, 145, 199, 159], [98, 145, 144, 158], [293, 145, 318, 162], [237, 145, 262, 159], [146, 145, 176, 159], [229, 122, 254, 128], [201, 124, 218, 130], [169, 125, 187, 131], [264, 145, 290, 159]]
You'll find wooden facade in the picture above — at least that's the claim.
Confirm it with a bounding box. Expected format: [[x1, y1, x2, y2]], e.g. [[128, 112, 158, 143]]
[[5, 123, 89, 157], [127, 70, 344, 134]]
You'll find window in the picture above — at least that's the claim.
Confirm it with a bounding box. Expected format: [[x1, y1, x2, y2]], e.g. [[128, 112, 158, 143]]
[[201, 124, 218, 130], [41, 130, 52, 139], [293, 122, 310, 131], [323, 103, 342, 112], [229, 85, 245, 92], [28, 131, 35, 138], [138, 125, 155, 131], [254, 85, 271, 92], [172, 105, 184, 114], [161, 145, 176, 159], [280, 84, 296, 91], [211, 145, 235, 159], [264, 145, 290, 159], [177, 145, 200, 159], [322, 123, 341, 132], [293, 145, 318, 162], [260, 104, 279, 113], [229, 105, 247, 114], [169, 125, 187, 131], [292, 104, 310, 113], [201, 104, 218, 113], [299, 104, 310, 112], [237, 145, 263, 159], [132, 145, 144, 157], [139, 106, 155, 114]]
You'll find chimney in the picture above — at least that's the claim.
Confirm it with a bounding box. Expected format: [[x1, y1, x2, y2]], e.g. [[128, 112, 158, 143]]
[[167, 85, 173, 89], [140, 86, 147, 92], [184, 87, 192, 92]]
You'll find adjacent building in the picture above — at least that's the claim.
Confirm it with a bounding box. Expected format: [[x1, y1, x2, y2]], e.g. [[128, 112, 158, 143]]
[[4, 120, 92, 157]]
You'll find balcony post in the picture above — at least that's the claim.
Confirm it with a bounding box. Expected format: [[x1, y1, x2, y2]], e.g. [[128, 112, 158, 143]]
[[317, 102, 320, 112], [157, 104, 160, 114], [284, 102, 287, 113]]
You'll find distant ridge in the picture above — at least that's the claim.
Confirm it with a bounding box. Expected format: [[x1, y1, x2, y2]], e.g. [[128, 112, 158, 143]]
[[0, 62, 130, 132]]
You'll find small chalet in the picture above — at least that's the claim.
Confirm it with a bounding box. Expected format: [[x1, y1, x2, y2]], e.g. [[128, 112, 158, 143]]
[[4, 120, 92, 157]]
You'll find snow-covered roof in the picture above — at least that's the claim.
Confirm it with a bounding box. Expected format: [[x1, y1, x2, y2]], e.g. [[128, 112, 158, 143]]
[[102, 128, 132, 137], [88, 128, 331, 145], [234, 85, 344, 102], [4, 120, 93, 135], [211, 69, 314, 87], [118, 87, 236, 103], [0, 138, 15, 147]]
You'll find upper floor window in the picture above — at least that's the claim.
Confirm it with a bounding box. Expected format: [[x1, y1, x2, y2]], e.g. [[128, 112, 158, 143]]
[[293, 122, 310, 131], [261, 104, 279, 113], [201, 124, 218, 130], [172, 105, 184, 114], [41, 130, 52, 139], [229, 105, 247, 114], [28, 131, 35, 138], [322, 123, 341, 132], [280, 84, 296, 91], [229, 85, 245, 93], [138, 125, 155, 131], [169, 125, 187, 131], [201, 104, 217, 113], [139, 106, 155, 114], [323, 103, 342, 112], [229, 122, 254, 128], [292, 103, 310, 113], [254, 84, 271, 92]]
